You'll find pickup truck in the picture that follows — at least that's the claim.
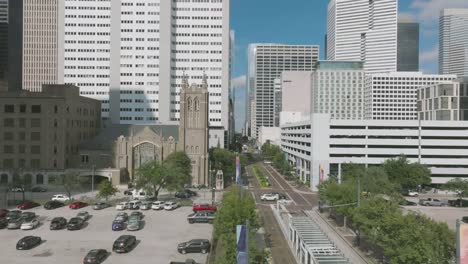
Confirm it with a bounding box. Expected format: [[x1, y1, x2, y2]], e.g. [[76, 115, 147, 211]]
[[419, 198, 445, 206], [169, 259, 199, 264]]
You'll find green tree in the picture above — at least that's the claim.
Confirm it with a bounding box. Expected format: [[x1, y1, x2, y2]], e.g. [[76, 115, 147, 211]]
[[382, 155, 431, 189], [53, 172, 81, 200], [97, 180, 118, 202], [443, 178, 468, 206], [135, 152, 191, 198]]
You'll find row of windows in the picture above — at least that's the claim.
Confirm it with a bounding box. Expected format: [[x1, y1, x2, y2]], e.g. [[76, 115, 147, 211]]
[[4, 105, 41, 114]]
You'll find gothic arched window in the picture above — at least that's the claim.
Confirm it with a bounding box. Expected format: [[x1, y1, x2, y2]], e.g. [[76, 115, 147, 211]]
[[187, 97, 193, 111], [194, 97, 200, 112]]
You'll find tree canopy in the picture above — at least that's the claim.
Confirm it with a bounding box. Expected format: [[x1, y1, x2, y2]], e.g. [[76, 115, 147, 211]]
[[52, 172, 81, 200], [97, 180, 119, 202], [382, 156, 431, 189], [135, 151, 191, 198]]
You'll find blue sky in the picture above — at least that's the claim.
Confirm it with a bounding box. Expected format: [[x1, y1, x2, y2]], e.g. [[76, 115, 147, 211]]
[[231, 0, 468, 132]]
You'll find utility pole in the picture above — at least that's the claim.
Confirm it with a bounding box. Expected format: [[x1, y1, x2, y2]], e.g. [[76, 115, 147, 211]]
[[91, 165, 95, 193]]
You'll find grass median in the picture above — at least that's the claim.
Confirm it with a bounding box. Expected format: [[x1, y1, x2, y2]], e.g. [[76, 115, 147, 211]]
[[252, 165, 271, 188]]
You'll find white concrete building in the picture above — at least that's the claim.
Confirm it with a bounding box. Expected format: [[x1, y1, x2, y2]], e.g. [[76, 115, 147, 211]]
[[63, 0, 231, 145], [364, 72, 457, 120], [281, 114, 468, 191], [417, 82, 461, 121], [23, 0, 64, 92], [439, 8, 468, 77], [258, 127, 281, 147], [313, 61, 365, 120], [278, 71, 313, 126], [248, 44, 319, 138], [327, 0, 397, 73]]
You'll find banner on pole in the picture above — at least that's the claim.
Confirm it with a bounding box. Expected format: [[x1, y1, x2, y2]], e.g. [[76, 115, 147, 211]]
[[237, 224, 248, 264], [236, 156, 241, 185]]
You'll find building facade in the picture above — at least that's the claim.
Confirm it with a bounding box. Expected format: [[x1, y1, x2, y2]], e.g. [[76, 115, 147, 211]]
[[327, 0, 398, 73], [417, 77, 468, 121], [439, 8, 468, 77], [312, 61, 365, 120], [63, 0, 231, 145], [278, 71, 313, 126], [0, 84, 101, 185], [0, 0, 7, 91], [248, 44, 319, 138], [397, 22, 419, 72], [281, 114, 468, 191], [364, 72, 457, 120]]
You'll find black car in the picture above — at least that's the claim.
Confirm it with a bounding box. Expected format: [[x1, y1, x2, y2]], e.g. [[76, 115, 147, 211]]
[[21, 212, 36, 219], [0, 217, 7, 229], [175, 189, 197, 199], [83, 249, 108, 264], [44, 200, 65, 210], [123, 189, 134, 195], [177, 239, 210, 254], [5, 210, 21, 221], [187, 212, 215, 224], [67, 217, 84, 230], [170, 260, 199, 264], [16, 236, 42, 250], [50, 217, 67, 230], [112, 235, 137, 253], [30, 186, 47, 192]]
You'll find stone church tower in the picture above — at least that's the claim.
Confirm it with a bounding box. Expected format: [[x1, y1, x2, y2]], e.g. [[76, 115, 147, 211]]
[[178, 74, 210, 186]]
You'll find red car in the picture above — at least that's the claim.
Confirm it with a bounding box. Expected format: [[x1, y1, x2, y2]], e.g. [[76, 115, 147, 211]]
[[0, 209, 8, 217], [69, 201, 88, 209], [192, 204, 217, 212], [17, 200, 40, 210]]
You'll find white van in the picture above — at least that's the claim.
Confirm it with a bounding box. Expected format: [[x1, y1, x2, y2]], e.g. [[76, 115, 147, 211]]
[[132, 189, 155, 200]]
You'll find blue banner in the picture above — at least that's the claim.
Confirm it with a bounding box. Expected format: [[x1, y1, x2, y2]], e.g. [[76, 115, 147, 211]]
[[236, 156, 241, 185], [237, 224, 248, 264]]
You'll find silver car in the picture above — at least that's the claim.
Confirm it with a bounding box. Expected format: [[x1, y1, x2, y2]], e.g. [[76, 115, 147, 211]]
[[126, 216, 140, 231], [8, 217, 24, 229], [77, 211, 90, 221]]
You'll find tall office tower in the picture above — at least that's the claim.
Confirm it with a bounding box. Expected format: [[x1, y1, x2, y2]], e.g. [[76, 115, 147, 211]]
[[397, 22, 419, 72], [21, 0, 64, 92], [364, 72, 457, 120], [0, 0, 7, 91], [439, 9, 468, 77], [327, 0, 398, 73], [248, 44, 319, 138], [63, 0, 231, 145], [313, 61, 365, 119], [7, 0, 21, 91]]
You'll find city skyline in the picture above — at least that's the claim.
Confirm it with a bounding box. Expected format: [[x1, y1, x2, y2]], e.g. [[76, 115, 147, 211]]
[[232, 0, 468, 132]]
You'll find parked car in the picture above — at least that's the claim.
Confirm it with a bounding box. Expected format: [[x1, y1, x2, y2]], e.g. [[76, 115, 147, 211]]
[[112, 220, 126, 231], [83, 249, 108, 264], [115, 212, 128, 222], [271, 192, 288, 200], [177, 239, 210, 254], [399, 199, 417, 206], [44, 200, 65, 210], [419, 198, 445, 206], [128, 200, 141, 210], [132, 189, 155, 200], [175, 189, 197, 199], [129, 211, 142, 219], [93, 202, 110, 210], [123, 188, 134, 195], [5, 210, 21, 220], [126, 216, 140, 231], [187, 212, 215, 224], [67, 217, 85, 230], [164, 201, 180, 211], [112, 235, 137, 253], [192, 204, 217, 212], [169, 260, 199, 264], [10, 187, 24, 192], [16, 236, 42, 250], [17, 200, 40, 210], [0, 218, 8, 229], [260, 193, 279, 201], [448, 199, 468, 207], [116, 202, 129, 211], [69, 201, 88, 209], [52, 194, 71, 202], [0, 208, 8, 218], [20, 218, 40, 230], [151, 201, 164, 210], [401, 189, 419, 197], [139, 201, 152, 210], [8, 217, 24, 229], [50, 217, 67, 230], [30, 186, 47, 192], [77, 211, 90, 221]]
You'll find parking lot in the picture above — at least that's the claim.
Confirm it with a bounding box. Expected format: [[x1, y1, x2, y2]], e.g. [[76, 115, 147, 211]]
[[0, 205, 212, 264]]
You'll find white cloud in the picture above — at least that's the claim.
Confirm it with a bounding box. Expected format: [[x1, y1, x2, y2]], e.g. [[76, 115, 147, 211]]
[[420, 45, 438, 63], [409, 0, 468, 25], [231, 75, 246, 90], [399, 12, 415, 22]]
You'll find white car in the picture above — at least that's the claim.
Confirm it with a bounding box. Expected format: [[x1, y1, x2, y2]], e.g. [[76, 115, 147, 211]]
[[140, 201, 152, 210], [164, 201, 179, 211], [408, 191, 419, 197], [116, 202, 129, 211], [151, 201, 164, 210], [20, 218, 40, 230], [260, 193, 279, 201], [51, 194, 71, 202]]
